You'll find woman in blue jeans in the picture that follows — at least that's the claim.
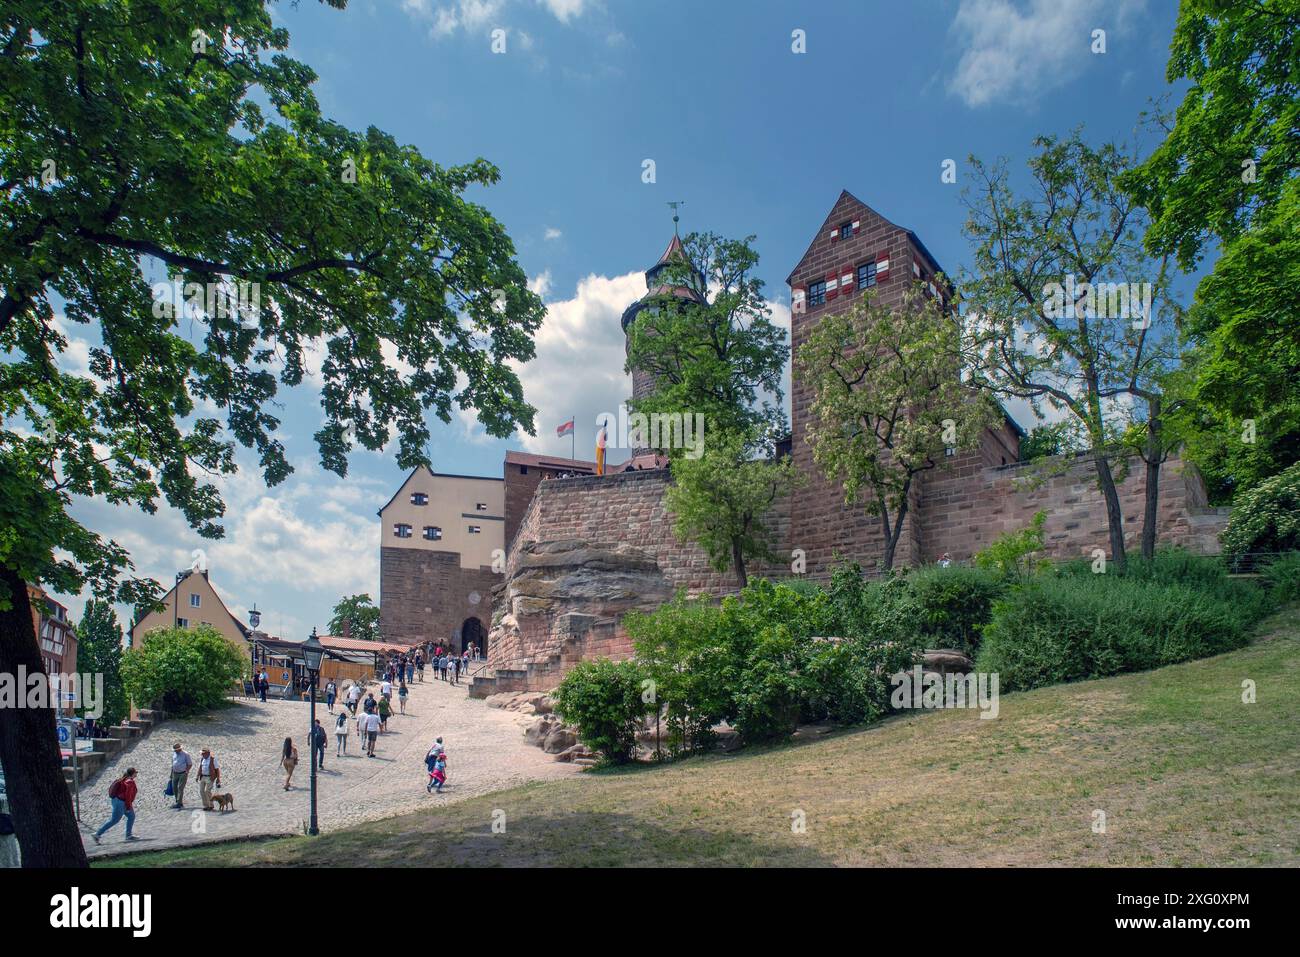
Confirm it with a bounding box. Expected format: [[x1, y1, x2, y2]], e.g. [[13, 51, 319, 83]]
[[93, 767, 139, 844]]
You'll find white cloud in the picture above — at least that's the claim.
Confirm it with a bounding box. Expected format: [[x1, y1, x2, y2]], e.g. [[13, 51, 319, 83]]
[[538, 0, 586, 23], [947, 0, 1143, 108], [528, 269, 553, 298], [543, 227, 562, 241], [409, 0, 595, 39]]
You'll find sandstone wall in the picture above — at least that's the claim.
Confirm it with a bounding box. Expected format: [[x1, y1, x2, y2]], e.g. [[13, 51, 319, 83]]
[[378, 546, 496, 651]]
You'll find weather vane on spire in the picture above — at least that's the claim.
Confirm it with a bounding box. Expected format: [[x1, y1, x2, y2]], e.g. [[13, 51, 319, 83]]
[[667, 200, 684, 236]]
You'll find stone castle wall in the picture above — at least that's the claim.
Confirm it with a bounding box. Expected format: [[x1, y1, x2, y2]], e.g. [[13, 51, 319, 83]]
[[378, 547, 496, 651]]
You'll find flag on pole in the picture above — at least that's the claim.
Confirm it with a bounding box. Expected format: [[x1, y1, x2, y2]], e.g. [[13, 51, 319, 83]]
[[556, 418, 575, 438]]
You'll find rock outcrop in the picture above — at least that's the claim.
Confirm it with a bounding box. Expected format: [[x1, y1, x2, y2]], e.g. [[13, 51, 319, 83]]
[[471, 539, 675, 698]]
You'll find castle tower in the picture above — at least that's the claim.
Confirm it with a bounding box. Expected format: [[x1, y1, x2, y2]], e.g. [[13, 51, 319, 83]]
[[620, 232, 707, 404]]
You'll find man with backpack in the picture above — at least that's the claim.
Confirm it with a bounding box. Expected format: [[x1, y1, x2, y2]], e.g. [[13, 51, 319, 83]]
[[93, 767, 139, 844]]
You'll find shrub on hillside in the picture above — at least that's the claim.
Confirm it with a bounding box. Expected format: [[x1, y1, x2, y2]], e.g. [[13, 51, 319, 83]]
[[120, 625, 247, 716], [1053, 546, 1272, 627], [551, 658, 649, 764], [1221, 462, 1300, 557], [1262, 552, 1300, 603], [626, 594, 732, 754], [905, 564, 1006, 655], [976, 575, 1253, 692]]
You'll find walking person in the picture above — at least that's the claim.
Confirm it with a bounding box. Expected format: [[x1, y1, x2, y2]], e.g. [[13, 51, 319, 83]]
[[258, 669, 268, 702], [169, 742, 193, 809], [310, 719, 328, 771], [196, 747, 221, 811], [334, 710, 349, 756], [345, 681, 360, 716], [325, 679, 338, 713], [415, 653, 424, 682], [281, 737, 299, 791], [450, 655, 459, 686], [92, 767, 139, 844], [377, 694, 391, 732], [363, 709, 380, 757], [462, 650, 471, 676], [398, 681, 408, 714]]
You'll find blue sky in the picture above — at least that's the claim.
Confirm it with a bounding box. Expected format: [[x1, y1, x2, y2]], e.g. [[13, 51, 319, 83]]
[[55, 0, 1187, 641]]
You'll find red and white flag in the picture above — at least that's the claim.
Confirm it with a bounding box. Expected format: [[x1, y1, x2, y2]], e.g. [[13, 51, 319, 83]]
[[556, 419, 575, 438]]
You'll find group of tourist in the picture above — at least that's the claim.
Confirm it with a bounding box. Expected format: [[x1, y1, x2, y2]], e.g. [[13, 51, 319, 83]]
[[90, 641, 474, 847], [93, 740, 223, 844]]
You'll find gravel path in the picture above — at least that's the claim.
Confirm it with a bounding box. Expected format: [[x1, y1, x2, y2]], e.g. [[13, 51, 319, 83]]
[[80, 673, 575, 858]]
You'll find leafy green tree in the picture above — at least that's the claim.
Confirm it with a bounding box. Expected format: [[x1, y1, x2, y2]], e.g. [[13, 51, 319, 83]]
[[0, 1, 543, 866], [624, 232, 793, 586], [664, 430, 798, 589], [329, 593, 381, 642], [1122, 2, 1299, 501], [74, 599, 127, 728], [120, 625, 247, 717], [962, 132, 1182, 572], [797, 281, 1001, 570], [1123, 0, 1298, 410], [623, 232, 787, 442], [1019, 421, 1085, 461]]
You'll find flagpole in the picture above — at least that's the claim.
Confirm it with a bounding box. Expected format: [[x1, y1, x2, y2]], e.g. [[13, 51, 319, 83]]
[[571, 414, 575, 460]]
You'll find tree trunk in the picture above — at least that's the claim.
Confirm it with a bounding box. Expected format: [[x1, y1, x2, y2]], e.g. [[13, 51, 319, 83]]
[[1093, 454, 1128, 575], [732, 539, 748, 590], [0, 565, 89, 867], [1141, 398, 1163, 562]]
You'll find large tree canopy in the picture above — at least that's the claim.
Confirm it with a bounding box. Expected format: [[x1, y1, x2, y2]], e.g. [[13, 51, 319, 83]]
[[1122, 0, 1299, 494], [0, 0, 544, 866]]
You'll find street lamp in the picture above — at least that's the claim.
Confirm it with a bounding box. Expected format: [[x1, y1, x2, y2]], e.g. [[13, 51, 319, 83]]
[[301, 627, 324, 837]]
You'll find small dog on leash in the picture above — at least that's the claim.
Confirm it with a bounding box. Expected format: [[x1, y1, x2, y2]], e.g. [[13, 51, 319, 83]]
[[210, 792, 235, 812]]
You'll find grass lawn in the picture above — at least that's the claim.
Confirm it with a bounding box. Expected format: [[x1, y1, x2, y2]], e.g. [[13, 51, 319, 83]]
[[104, 605, 1300, 868]]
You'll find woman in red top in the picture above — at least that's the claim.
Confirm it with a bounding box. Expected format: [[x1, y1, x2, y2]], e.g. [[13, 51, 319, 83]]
[[92, 767, 139, 844]]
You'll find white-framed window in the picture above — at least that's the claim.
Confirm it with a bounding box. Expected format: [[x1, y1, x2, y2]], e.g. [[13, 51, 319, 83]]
[[423, 526, 442, 541], [410, 492, 428, 505], [190, 593, 201, 608], [467, 525, 482, 534], [394, 523, 413, 538], [475, 502, 488, 511]]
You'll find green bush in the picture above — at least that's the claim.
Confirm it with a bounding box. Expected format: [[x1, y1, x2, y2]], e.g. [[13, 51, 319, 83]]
[[976, 575, 1253, 692], [1262, 552, 1300, 603], [626, 594, 731, 754], [1221, 462, 1300, 556], [551, 658, 649, 764], [973, 510, 1048, 580], [120, 625, 247, 716], [905, 564, 1006, 655]]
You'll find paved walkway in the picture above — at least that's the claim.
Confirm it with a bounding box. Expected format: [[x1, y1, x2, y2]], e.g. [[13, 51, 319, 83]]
[[80, 672, 575, 858]]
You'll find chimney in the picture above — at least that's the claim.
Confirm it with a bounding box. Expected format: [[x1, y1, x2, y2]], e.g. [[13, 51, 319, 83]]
[[341, 618, 351, 640]]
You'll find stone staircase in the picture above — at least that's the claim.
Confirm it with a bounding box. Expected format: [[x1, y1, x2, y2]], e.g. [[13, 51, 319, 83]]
[[64, 708, 166, 791]]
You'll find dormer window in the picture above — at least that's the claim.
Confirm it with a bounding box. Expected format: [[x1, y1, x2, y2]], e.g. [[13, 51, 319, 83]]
[[410, 492, 428, 506]]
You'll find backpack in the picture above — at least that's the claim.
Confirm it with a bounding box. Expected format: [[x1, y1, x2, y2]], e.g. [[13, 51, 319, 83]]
[[108, 777, 125, 800]]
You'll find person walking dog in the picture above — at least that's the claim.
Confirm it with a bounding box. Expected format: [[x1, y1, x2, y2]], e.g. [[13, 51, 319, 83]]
[[196, 747, 221, 811]]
